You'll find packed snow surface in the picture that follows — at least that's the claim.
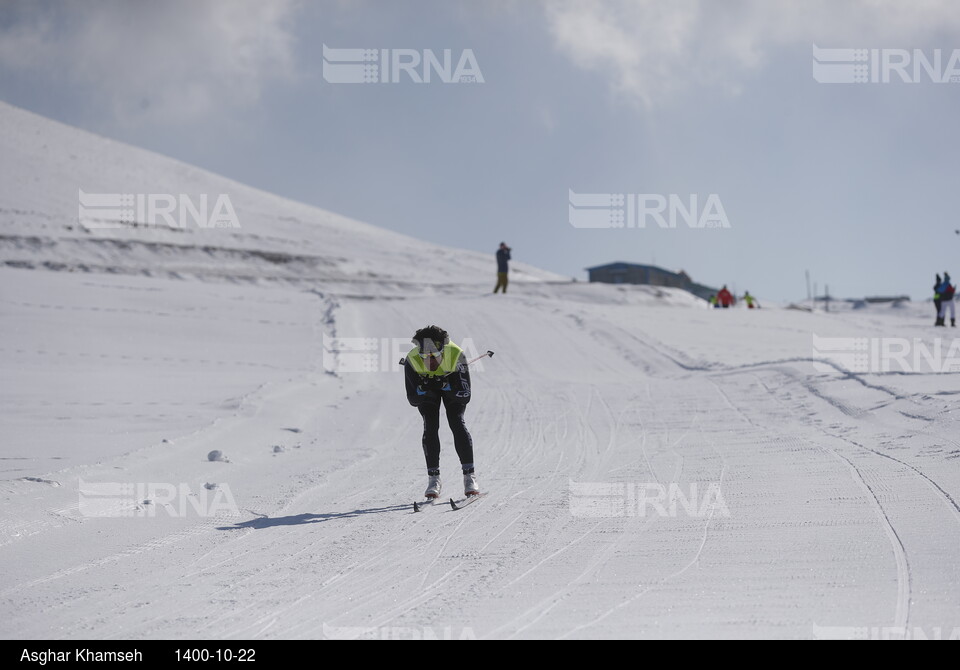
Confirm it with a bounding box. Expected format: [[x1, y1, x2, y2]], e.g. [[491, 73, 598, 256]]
[[1, 102, 959, 639]]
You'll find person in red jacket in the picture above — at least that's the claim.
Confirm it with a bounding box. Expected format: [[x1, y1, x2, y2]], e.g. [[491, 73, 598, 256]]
[[717, 285, 734, 308]]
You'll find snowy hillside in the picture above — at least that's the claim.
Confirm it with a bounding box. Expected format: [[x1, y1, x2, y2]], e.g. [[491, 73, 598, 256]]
[[2, 102, 959, 640], [0, 100, 562, 287]]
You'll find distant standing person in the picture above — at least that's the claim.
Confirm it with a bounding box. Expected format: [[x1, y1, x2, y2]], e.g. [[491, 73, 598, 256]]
[[494, 242, 511, 294], [743, 291, 760, 309], [937, 272, 955, 327], [933, 273, 943, 325]]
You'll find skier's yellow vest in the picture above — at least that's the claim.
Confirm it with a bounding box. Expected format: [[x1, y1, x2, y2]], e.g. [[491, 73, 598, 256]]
[[407, 343, 464, 377]]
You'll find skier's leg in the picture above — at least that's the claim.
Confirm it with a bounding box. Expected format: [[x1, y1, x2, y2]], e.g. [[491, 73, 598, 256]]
[[419, 404, 442, 475], [445, 400, 479, 495], [443, 400, 474, 472]]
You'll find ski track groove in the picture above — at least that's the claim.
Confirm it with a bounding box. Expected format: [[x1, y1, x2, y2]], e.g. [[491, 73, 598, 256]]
[[715, 369, 913, 631], [828, 446, 912, 630], [491, 394, 688, 637]]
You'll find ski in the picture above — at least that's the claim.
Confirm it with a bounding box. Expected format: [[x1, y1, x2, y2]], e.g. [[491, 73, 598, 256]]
[[449, 493, 484, 511], [412, 497, 440, 513]]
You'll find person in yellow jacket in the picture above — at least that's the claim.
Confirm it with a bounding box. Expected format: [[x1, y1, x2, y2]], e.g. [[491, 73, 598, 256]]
[[404, 325, 479, 499]]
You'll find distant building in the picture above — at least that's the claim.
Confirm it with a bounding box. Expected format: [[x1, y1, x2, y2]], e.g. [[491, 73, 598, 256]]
[[586, 262, 717, 301], [863, 296, 910, 304]]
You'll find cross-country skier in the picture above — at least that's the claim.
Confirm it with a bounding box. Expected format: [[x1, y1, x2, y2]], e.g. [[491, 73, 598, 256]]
[[404, 325, 480, 499]]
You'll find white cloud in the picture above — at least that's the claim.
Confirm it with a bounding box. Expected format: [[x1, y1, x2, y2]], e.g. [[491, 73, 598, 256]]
[[0, 0, 298, 123], [541, 0, 960, 107]]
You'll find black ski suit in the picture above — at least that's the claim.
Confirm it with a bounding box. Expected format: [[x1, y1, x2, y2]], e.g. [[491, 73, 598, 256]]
[[404, 351, 474, 474]]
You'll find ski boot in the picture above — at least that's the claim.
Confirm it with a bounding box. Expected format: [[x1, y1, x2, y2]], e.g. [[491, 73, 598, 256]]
[[424, 475, 442, 499], [463, 472, 480, 497]]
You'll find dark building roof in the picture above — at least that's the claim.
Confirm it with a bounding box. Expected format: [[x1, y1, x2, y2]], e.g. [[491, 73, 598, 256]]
[[585, 262, 717, 301], [586, 262, 650, 271]]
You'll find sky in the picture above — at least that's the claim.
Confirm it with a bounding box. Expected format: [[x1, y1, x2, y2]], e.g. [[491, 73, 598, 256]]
[[1, 0, 959, 301]]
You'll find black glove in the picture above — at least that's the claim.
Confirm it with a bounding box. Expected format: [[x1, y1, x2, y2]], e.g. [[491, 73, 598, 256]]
[[422, 376, 445, 391]]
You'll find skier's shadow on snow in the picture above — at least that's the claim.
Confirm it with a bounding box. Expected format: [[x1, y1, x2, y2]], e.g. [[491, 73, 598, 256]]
[[216, 505, 413, 531]]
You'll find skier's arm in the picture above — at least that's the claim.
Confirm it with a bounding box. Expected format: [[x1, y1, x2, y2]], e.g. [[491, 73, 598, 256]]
[[442, 353, 471, 404], [405, 359, 438, 407]]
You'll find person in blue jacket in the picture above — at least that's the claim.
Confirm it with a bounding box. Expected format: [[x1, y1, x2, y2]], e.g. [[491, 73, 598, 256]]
[[934, 274, 943, 323], [937, 272, 956, 327]]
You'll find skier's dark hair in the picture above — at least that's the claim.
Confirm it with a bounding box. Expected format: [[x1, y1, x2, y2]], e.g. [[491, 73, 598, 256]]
[[412, 325, 449, 352]]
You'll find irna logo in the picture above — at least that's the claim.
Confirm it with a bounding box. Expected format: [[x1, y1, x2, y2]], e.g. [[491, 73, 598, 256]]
[[813, 45, 960, 84], [78, 190, 239, 230], [322, 45, 484, 84], [568, 191, 730, 229]]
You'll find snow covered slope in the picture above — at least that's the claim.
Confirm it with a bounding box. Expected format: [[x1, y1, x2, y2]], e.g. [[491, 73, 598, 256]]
[[0, 100, 561, 287], [2, 102, 959, 640]]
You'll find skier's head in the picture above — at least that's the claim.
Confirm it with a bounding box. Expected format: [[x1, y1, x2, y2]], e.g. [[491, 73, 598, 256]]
[[412, 325, 449, 356], [937, 274, 942, 283]]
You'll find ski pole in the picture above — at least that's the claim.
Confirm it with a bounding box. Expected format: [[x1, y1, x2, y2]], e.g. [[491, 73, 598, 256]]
[[437, 350, 494, 377], [466, 350, 494, 367], [398, 350, 494, 368]]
